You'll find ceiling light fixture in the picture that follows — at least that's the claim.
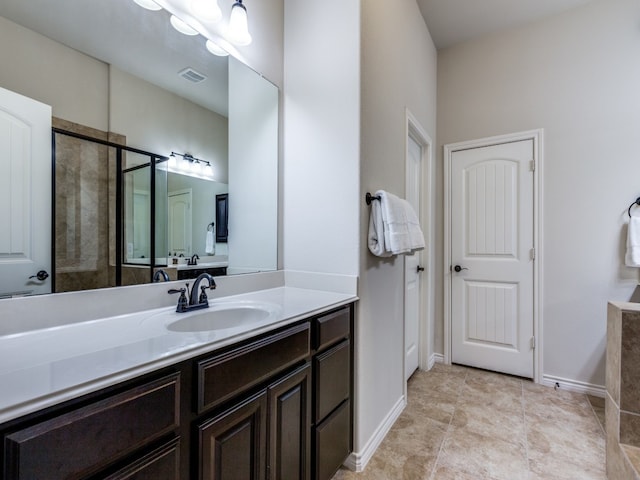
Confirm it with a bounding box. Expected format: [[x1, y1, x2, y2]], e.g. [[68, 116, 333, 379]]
[[170, 15, 199, 36], [227, 0, 252, 46], [190, 0, 222, 23], [205, 39, 229, 57], [132, 0, 162, 11]]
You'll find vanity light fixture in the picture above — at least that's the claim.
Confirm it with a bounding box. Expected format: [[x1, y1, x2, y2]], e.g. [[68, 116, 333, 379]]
[[205, 39, 229, 57], [190, 0, 222, 23], [168, 152, 215, 180], [170, 15, 199, 35], [227, 0, 252, 46], [132, 0, 162, 11]]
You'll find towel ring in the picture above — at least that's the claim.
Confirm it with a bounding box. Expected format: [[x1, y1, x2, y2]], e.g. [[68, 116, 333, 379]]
[[628, 198, 640, 218], [207, 222, 215, 231]]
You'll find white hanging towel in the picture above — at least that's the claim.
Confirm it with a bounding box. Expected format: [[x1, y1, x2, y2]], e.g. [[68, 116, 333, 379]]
[[368, 194, 392, 257], [205, 230, 215, 255], [368, 190, 425, 256], [626, 216, 640, 267]]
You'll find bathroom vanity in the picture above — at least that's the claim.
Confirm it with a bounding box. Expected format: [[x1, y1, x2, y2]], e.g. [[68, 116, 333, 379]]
[[0, 287, 355, 480]]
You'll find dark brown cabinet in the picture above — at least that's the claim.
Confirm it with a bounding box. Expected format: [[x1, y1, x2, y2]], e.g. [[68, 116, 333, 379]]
[[1, 303, 354, 480], [312, 307, 353, 480], [4, 373, 180, 480], [268, 364, 311, 480], [198, 391, 267, 480]]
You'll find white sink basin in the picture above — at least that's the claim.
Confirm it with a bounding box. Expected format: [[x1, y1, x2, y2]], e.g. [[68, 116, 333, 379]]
[[166, 302, 281, 332]]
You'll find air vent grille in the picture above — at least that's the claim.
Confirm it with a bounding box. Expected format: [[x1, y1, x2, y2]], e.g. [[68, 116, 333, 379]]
[[178, 67, 207, 83]]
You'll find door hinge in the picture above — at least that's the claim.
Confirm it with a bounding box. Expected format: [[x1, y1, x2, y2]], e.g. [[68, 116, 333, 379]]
[[531, 336, 536, 349], [530, 248, 535, 260], [530, 160, 535, 172]]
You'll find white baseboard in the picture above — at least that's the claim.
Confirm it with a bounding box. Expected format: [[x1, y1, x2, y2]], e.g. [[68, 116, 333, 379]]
[[427, 353, 445, 370], [342, 395, 406, 472], [542, 374, 606, 398]]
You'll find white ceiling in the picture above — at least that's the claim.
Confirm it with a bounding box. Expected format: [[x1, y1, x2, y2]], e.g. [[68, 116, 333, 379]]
[[417, 0, 596, 50]]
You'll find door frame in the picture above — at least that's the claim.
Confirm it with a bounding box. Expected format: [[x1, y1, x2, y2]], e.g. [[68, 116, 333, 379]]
[[444, 129, 543, 383], [403, 109, 435, 381]]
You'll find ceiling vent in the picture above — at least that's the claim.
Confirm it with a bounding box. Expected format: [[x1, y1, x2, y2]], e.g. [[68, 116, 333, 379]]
[[178, 67, 207, 83]]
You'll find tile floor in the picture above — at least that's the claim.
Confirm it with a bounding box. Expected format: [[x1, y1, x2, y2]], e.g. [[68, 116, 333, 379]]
[[333, 363, 606, 480]]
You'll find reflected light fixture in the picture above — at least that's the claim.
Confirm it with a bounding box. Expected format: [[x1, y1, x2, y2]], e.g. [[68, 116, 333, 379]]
[[170, 15, 199, 35], [168, 152, 215, 180], [206, 39, 229, 57], [227, 0, 252, 46], [190, 0, 222, 23], [133, 0, 162, 11]]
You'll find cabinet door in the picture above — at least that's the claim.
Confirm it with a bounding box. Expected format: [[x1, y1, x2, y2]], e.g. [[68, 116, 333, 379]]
[[198, 391, 267, 480], [267, 364, 311, 480]]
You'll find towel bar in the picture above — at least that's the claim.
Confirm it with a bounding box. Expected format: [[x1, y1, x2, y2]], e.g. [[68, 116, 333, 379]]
[[628, 198, 640, 217], [365, 192, 381, 205]]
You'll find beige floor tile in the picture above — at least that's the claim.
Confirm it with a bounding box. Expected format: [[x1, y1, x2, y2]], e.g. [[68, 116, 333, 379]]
[[451, 400, 526, 446], [332, 365, 606, 480], [528, 449, 606, 480], [430, 464, 499, 479], [436, 426, 529, 480], [458, 380, 523, 415]]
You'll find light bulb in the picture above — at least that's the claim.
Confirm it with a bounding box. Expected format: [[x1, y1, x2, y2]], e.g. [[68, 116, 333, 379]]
[[206, 39, 229, 56], [168, 154, 177, 170], [190, 0, 222, 22], [133, 0, 162, 11], [170, 15, 199, 36], [227, 1, 252, 46]]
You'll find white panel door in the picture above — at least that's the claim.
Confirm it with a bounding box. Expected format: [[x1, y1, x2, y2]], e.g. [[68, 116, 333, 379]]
[[451, 140, 534, 378], [0, 87, 51, 297], [405, 134, 422, 380], [168, 190, 192, 257]]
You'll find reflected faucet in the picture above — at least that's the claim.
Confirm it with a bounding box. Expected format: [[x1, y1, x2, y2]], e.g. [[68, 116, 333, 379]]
[[168, 273, 217, 313], [153, 269, 170, 282], [188, 254, 199, 266]]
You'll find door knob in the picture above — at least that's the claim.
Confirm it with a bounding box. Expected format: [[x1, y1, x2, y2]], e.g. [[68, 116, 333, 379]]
[[417, 265, 425, 273], [29, 270, 49, 281], [453, 265, 468, 273]]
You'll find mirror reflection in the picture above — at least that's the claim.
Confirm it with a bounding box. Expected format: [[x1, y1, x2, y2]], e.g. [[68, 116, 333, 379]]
[[0, 0, 278, 297]]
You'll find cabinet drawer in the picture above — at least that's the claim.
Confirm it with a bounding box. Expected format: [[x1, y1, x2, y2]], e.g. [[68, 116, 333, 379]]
[[103, 438, 180, 480], [314, 339, 350, 422], [314, 400, 350, 480], [314, 307, 350, 351], [4, 373, 180, 480], [198, 323, 310, 413]]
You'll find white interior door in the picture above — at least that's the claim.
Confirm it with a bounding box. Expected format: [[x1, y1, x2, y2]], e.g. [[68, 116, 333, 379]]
[[0, 87, 51, 298], [405, 134, 422, 381], [168, 190, 192, 257], [450, 139, 534, 378]]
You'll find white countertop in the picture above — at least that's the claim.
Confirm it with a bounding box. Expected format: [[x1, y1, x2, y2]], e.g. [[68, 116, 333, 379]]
[[0, 286, 356, 424]]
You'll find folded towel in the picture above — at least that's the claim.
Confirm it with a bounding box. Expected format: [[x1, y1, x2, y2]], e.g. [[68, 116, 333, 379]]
[[205, 230, 215, 255], [368, 190, 425, 257], [368, 195, 392, 257], [626, 216, 640, 267]]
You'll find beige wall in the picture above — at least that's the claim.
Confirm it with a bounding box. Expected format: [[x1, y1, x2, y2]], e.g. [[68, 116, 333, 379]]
[[109, 67, 229, 184], [437, 0, 640, 387], [357, 0, 437, 461], [0, 16, 108, 131]]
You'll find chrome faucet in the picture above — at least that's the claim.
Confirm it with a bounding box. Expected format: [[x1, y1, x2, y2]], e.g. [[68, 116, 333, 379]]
[[187, 254, 199, 266], [168, 273, 217, 313], [153, 269, 170, 282]]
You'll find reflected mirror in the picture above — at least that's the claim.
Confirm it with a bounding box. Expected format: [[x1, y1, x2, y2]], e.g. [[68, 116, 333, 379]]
[[0, 0, 278, 297]]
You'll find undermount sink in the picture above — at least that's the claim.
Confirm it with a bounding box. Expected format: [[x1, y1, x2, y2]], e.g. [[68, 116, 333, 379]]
[[166, 302, 281, 333]]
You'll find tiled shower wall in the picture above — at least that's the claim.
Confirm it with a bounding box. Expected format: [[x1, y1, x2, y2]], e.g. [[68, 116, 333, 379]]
[[53, 118, 114, 292]]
